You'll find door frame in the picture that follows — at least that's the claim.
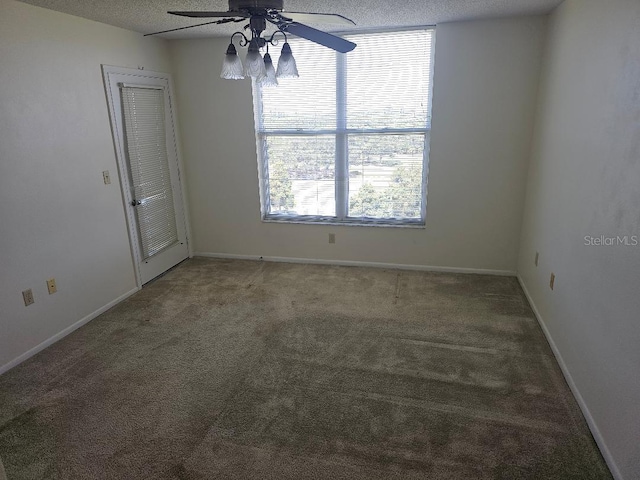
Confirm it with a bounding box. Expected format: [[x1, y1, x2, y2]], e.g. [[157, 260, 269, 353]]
[[102, 65, 192, 287]]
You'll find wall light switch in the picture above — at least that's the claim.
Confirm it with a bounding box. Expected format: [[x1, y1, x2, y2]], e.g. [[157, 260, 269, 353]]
[[47, 278, 57, 294], [328, 233, 336, 244], [103, 170, 111, 185]]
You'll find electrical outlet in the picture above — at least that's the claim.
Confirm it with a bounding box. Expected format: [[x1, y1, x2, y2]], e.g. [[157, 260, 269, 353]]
[[534, 252, 539, 267], [549, 273, 555, 291], [102, 170, 111, 185], [47, 278, 57, 294], [22, 289, 34, 306], [328, 233, 336, 244]]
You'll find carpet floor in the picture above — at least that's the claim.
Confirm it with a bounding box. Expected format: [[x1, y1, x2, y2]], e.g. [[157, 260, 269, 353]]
[[0, 258, 611, 479]]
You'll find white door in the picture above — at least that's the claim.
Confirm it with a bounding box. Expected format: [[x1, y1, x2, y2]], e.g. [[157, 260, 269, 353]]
[[102, 66, 189, 285]]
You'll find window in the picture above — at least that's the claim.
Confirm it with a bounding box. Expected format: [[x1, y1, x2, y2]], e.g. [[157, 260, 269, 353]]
[[254, 28, 435, 226]]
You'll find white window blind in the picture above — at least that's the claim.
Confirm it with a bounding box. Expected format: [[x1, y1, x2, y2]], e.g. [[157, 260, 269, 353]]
[[121, 86, 179, 258], [255, 28, 435, 225], [345, 31, 433, 130]]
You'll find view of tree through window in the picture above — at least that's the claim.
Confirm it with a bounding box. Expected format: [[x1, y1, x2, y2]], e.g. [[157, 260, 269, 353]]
[[255, 28, 434, 225]]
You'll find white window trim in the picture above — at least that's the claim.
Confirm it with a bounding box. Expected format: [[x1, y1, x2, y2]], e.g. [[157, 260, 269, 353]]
[[253, 27, 436, 227]]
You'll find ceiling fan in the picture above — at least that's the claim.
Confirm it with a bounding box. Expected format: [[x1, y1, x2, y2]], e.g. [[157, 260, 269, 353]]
[[145, 0, 357, 54]]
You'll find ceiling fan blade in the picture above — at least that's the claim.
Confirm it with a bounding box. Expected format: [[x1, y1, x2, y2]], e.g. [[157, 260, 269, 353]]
[[278, 12, 355, 26], [168, 11, 249, 18], [283, 22, 356, 53], [144, 18, 245, 36]]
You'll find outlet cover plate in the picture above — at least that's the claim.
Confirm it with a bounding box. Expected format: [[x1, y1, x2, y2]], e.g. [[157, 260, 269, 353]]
[[22, 289, 34, 306]]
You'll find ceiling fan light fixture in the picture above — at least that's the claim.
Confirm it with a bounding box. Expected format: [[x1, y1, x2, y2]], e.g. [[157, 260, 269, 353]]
[[149, 1, 358, 62], [245, 39, 267, 79], [276, 42, 299, 79], [261, 52, 278, 87], [220, 42, 245, 80]]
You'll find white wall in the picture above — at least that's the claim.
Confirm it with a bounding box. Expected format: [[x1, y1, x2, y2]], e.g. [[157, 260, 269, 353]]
[[169, 16, 546, 273], [518, 1, 640, 478], [0, 0, 173, 371]]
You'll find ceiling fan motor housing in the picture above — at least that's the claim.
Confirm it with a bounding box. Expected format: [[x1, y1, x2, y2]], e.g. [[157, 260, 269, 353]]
[[229, 0, 284, 13]]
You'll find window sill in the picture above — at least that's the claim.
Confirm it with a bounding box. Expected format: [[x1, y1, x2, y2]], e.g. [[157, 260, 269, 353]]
[[261, 216, 426, 229]]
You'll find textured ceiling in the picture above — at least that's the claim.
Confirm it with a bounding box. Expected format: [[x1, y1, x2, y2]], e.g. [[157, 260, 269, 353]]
[[18, 0, 563, 39]]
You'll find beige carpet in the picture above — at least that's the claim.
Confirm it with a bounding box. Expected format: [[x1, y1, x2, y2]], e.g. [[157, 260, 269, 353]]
[[0, 258, 611, 479]]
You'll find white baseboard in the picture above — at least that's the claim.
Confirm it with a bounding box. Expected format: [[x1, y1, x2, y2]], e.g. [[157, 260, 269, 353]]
[[517, 275, 622, 480], [0, 287, 140, 376], [195, 252, 517, 277]]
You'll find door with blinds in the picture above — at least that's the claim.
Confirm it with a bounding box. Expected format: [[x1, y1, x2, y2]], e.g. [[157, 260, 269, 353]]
[[102, 66, 189, 285]]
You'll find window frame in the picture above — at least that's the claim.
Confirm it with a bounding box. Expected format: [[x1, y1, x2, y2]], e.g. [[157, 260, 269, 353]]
[[253, 26, 436, 227]]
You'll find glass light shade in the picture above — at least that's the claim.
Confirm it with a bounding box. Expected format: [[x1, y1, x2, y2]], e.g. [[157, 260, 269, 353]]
[[276, 42, 299, 78], [220, 43, 244, 80], [245, 40, 266, 79], [260, 53, 278, 87]]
